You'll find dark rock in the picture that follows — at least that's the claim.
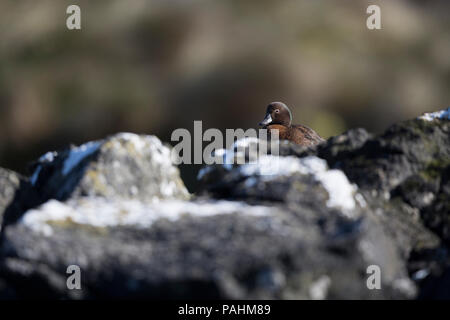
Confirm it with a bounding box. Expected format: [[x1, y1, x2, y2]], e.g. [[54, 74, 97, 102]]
[[0, 168, 40, 232], [0, 197, 412, 299], [316, 128, 373, 164], [324, 118, 450, 192]]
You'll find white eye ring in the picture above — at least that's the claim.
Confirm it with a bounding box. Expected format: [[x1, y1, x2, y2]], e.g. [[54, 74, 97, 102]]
[[275, 110, 280, 113]]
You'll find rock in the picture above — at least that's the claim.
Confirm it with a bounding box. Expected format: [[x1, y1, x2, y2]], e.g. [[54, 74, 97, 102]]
[[197, 108, 449, 298], [0, 168, 38, 232], [0, 196, 412, 299], [29, 132, 189, 203], [1, 133, 190, 230], [321, 111, 450, 298], [0, 276, 16, 299], [314, 112, 450, 298], [0, 168, 21, 228], [321, 117, 450, 193], [0, 109, 449, 299], [197, 140, 416, 299]]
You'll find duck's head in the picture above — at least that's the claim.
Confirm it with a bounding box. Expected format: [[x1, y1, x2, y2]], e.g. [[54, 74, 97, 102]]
[[259, 102, 292, 127]]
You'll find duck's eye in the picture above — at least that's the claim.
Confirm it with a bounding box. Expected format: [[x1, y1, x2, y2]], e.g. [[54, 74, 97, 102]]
[[275, 109, 280, 113]]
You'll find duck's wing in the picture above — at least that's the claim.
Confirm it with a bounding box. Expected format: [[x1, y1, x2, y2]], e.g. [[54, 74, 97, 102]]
[[292, 124, 325, 145]]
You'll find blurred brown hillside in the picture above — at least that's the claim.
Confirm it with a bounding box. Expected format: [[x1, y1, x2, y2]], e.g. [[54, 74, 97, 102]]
[[0, 0, 449, 190]]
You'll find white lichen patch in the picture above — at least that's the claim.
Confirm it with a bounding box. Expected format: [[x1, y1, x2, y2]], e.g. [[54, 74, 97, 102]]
[[419, 107, 450, 121], [115, 133, 178, 171], [20, 198, 273, 236], [102, 133, 188, 199], [115, 132, 148, 151], [28, 133, 189, 200], [63, 141, 103, 176]]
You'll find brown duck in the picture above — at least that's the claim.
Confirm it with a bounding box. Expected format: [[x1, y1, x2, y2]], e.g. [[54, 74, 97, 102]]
[[259, 102, 325, 146]]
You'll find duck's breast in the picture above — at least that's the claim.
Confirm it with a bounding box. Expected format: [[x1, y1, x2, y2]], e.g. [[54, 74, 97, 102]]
[[266, 124, 289, 140]]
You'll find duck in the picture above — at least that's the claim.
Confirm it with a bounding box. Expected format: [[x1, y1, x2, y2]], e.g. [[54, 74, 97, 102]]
[[258, 102, 325, 146]]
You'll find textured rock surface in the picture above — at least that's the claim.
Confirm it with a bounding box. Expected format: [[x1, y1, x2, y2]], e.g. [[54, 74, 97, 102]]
[[0, 196, 412, 299], [0, 108, 449, 299], [29, 133, 189, 203], [0, 169, 21, 226], [0, 169, 29, 232]]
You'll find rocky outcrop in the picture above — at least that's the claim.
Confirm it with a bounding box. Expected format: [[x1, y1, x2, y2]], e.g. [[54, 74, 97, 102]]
[[29, 133, 189, 203], [0, 108, 449, 299]]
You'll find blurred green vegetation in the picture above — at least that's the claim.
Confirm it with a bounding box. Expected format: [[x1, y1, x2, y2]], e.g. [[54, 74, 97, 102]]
[[0, 0, 449, 191]]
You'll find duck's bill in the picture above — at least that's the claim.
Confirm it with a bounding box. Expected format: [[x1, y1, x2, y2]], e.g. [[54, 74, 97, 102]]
[[259, 113, 272, 126]]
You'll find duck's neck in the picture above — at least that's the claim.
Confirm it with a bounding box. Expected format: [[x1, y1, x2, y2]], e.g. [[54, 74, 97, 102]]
[[281, 118, 291, 127]]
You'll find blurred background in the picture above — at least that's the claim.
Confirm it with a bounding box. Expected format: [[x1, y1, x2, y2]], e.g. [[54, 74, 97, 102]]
[[0, 0, 448, 191]]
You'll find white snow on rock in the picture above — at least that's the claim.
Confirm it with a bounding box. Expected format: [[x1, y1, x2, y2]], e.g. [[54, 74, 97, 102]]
[[239, 155, 304, 177], [419, 107, 450, 121], [239, 155, 360, 215], [197, 136, 361, 215], [19, 198, 273, 236]]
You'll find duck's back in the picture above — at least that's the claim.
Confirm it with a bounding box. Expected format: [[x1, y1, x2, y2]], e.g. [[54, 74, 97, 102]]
[[290, 124, 325, 146]]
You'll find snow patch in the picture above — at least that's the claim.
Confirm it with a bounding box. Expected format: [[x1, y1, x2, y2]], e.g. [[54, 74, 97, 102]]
[[20, 198, 273, 236], [419, 107, 450, 121], [240, 155, 304, 177], [313, 166, 357, 212], [239, 156, 359, 215]]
